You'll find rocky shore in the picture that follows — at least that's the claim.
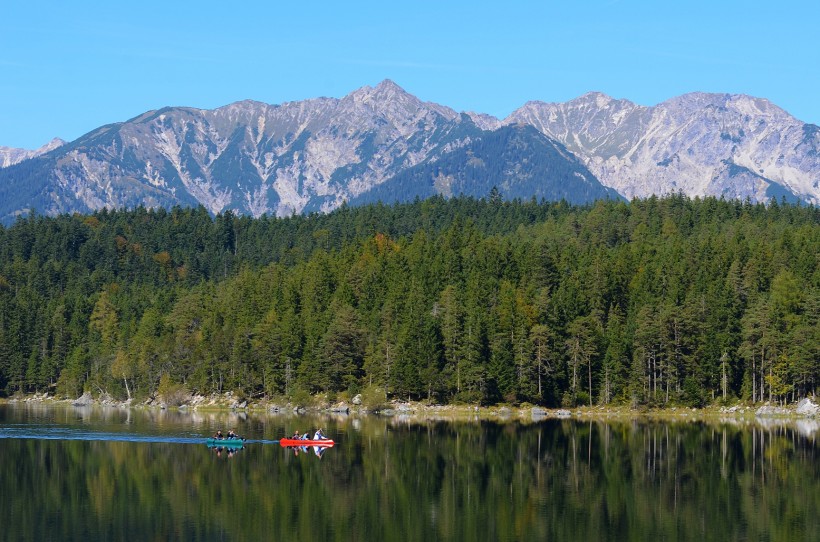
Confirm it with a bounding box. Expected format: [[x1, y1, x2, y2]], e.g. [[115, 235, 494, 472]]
[[3, 392, 818, 426]]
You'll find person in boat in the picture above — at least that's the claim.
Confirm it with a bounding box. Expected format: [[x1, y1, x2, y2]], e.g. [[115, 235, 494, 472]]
[[292, 430, 301, 440], [227, 429, 238, 439], [213, 430, 224, 440], [313, 428, 325, 440], [301, 432, 310, 440]]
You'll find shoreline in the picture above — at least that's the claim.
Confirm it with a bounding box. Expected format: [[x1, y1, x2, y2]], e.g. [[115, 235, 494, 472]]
[[2, 392, 817, 426]]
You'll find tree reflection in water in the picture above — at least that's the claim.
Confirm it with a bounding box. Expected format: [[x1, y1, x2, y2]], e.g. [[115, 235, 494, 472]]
[[0, 406, 816, 541]]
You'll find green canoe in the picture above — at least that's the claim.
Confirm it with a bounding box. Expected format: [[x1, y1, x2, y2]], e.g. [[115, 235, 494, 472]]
[[206, 438, 245, 448]]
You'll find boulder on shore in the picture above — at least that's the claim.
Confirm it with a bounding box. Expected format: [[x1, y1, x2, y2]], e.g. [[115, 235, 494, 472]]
[[796, 398, 819, 417], [330, 402, 350, 414], [72, 392, 93, 406], [755, 405, 789, 417], [531, 407, 547, 421]]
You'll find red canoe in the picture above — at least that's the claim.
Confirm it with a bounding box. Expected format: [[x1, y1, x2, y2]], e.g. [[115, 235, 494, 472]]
[[279, 438, 335, 447]]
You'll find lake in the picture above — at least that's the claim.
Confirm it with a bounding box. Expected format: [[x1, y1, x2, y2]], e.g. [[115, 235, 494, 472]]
[[0, 404, 817, 541]]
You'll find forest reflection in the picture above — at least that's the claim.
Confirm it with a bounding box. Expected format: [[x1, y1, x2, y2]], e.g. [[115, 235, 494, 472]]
[[1, 406, 817, 541]]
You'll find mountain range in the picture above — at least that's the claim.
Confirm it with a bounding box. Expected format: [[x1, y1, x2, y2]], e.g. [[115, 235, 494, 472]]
[[1, 80, 817, 224]]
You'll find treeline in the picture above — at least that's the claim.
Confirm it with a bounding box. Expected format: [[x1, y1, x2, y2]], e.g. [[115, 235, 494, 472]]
[[0, 195, 817, 406]]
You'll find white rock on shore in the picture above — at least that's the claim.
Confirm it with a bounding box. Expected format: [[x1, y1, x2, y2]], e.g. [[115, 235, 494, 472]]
[[755, 405, 790, 417], [72, 392, 94, 406], [795, 398, 819, 417]]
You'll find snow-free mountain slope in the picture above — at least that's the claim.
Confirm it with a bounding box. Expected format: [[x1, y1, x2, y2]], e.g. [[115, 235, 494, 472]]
[[0, 138, 65, 168], [1, 82, 818, 224], [507, 92, 819, 203], [0, 81, 618, 223]]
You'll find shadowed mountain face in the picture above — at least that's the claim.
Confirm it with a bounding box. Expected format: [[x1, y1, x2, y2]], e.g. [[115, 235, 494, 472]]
[[352, 123, 621, 206], [1, 82, 817, 223]]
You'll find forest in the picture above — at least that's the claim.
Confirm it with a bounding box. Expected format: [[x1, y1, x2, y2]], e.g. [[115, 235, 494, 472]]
[[0, 194, 817, 407]]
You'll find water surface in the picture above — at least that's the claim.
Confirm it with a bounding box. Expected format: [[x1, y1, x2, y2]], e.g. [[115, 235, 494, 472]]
[[1, 404, 816, 541]]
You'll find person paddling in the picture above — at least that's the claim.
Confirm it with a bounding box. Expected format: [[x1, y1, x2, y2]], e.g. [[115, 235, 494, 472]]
[[213, 430, 224, 440], [313, 428, 325, 440], [292, 430, 301, 440]]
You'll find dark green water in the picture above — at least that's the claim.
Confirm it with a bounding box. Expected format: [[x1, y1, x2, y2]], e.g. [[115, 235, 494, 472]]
[[0, 405, 817, 541]]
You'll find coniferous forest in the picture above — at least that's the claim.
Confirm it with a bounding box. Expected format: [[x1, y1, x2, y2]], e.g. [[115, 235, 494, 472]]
[[0, 195, 817, 407]]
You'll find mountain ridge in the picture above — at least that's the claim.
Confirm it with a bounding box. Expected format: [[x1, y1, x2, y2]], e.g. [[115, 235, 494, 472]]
[[506, 91, 819, 202], [0, 137, 66, 168], [1, 81, 817, 224]]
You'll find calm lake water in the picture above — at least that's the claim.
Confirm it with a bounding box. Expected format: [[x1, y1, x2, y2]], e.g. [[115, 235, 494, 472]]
[[0, 404, 817, 541]]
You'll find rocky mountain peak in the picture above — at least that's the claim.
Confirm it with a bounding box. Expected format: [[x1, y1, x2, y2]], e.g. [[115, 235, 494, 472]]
[[346, 80, 457, 122], [465, 111, 501, 131], [0, 84, 818, 224], [509, 90, 820, 203], [349, 79, 414, 105], [659, 92, 792, 124], [374, 78, 405, 94], [571, 91, 616, 109], [0, 137, 66, 168], [40, 137, 66, 152]]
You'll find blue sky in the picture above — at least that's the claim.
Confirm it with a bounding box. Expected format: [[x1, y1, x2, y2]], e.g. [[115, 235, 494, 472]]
[[1, 0, 818, 149]]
